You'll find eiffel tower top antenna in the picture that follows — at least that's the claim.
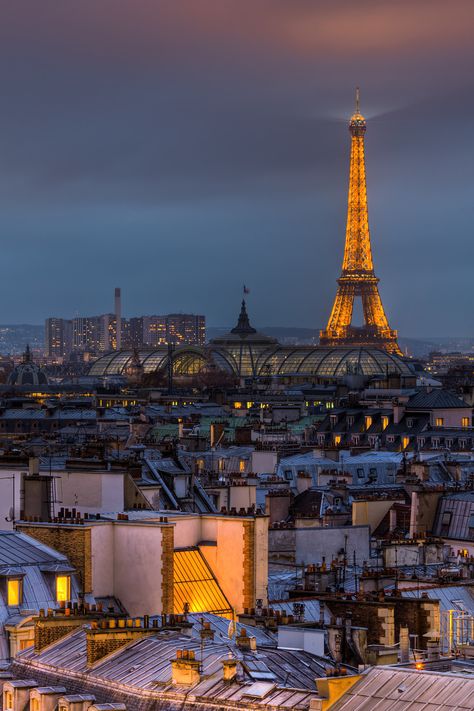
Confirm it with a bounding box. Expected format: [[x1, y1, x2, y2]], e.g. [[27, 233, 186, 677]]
[[355, 86, 360, 114]]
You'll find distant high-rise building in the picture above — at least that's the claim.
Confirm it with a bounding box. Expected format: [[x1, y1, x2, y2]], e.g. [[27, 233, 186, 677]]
[[166, 314, 205, 345], [115, 287, 122, 350], [128, 314, 205, 348], [44, 318, 72, 358]]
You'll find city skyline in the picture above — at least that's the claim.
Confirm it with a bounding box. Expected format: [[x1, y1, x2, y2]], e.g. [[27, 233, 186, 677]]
[[0, 1, 473, 337]]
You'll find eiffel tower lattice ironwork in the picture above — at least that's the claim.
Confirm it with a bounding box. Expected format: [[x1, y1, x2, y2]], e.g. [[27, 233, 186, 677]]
[[320, 89, 401, 355]]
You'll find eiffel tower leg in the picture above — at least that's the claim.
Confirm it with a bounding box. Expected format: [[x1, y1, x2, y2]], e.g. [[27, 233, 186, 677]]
[[362, 284, 390, 330], [324, 284, 354, 337]]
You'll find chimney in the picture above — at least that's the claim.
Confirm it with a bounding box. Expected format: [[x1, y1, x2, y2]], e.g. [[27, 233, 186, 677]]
[[235, 628, 257, 651], [222, 657, 238, 682], [171, 649, 201, 686], [200, 622, 214, 641], [426, 639, 440, 661], [399, 626, 410, 663], [389, 508, 397, 533], [115, 287, 122, 351], [86, 618, 155, 666]]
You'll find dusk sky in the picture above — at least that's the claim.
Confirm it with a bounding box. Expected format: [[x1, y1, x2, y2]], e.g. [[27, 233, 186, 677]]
[[0, 1, 473, 337]]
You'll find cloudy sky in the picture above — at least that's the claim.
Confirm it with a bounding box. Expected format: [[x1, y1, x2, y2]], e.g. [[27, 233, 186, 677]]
[[0, 0, 473, 336]]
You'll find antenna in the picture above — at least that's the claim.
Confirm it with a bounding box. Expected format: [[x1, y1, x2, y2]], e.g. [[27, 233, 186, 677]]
[[355, 86, 360, 113]]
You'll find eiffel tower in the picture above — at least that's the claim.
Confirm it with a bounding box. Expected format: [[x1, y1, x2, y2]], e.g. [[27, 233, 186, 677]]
[[320, 90, 401, 355]]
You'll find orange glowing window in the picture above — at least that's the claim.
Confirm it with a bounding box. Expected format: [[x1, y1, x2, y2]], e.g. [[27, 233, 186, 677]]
[[365, 416, 372, 430], [402, 436, 409, 450], [381, 416, 389, 431], [462, 417, 470, 428], [435, 417, 444, 427], [334, 435, 341, 446], [7, 579, 21, 606], [56, 575, 71, 602], [4, 691, 13, 710]]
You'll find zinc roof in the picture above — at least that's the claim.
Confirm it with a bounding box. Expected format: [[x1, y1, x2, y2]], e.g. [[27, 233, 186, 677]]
[[332, 666, 474, 710]]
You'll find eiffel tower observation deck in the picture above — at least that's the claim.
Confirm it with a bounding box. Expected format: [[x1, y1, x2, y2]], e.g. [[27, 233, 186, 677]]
[[320, 90, 401, 355]]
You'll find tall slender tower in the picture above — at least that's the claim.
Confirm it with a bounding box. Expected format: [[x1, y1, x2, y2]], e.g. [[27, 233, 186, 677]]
[[115, 287, 122, 350], [320, 90, 401, 355]]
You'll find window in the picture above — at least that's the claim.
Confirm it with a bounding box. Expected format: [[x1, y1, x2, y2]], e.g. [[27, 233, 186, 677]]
[[4, 691, 13, 710], [365, 416, 372, 431], [234, 402, 242, 409], [462, 417, 470, 428], [334, 435, 341, 446], [31, 698, 39, 711], [381, 416, 389, 431], [7, 579, 21, 606], [459, 439, 466, 450], [20, 639, 32, 650], [469, 514, 474, 529], [445, 439, 453, 449], [239, 460, 246, 473], [402, 436, 409, 449], [406, 418, 413, 428], [441, 511, 452, 526], [347, 416, 354, 427], [56, 575, 71, 603], [432, 438, 440, 449], [284, 470, 293, 481], [330, 415, 337, 428], [435, 417, 444, 427], [369, 467, 377, 481], [418, 438, 425, 448], [352, 435, 359, 445], [357, 468, 365, 479]]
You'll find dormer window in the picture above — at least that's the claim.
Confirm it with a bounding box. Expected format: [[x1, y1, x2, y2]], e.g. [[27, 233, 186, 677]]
[[330, 415, 337, 428], [381, 416, 389, 431], [406, 418, 413, 428], [365, 416, 372, 431], [347, 416, 354, 427]]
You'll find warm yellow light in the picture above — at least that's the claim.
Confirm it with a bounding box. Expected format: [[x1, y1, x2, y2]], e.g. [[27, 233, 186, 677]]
[[7, 579, 21, 606], [415, 662, 424, 670], [381, 416, 389, 431], [435, 417, 444, 427], [56, 575, 70, 602], [239, 460, 246, 472], [31, 698, 39, 711], [365, 416, 372, 430], [234, 402, 242, 409], [462, 417, 470, 428], [4, 691, 13, 710], [334, 435, 341, 446], [402, 436, 409, 450]]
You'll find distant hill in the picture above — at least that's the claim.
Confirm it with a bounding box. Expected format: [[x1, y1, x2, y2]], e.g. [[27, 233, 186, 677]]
[[0, 324, 44, 355]]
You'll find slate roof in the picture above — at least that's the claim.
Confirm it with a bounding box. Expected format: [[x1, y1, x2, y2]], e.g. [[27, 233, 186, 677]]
[[407, 390, 469, 410]]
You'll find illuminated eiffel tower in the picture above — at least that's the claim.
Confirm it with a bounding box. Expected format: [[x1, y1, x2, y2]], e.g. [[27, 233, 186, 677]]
[[320, 90, 401, 355]]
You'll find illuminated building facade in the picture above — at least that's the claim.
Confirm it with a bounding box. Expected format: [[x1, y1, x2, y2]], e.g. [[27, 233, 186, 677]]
[[320, 90, 401, 355], [129, 314, 205, 348], [44, 317, 73, 358]]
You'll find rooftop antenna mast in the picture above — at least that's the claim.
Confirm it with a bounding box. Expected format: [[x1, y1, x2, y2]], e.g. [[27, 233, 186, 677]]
[[355, 86, 360, 113]]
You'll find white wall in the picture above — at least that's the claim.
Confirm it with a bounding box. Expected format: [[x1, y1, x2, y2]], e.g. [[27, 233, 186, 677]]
[[112, 524, 164, 616], [54, 471, 125, 515], [0, 470, 23, 530]]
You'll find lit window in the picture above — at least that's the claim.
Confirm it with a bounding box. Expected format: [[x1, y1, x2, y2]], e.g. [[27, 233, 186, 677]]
[[239, 460, 246, 473], [4, 691, 13, 710], [365, 416, 372, 430], [334, 435, 341, 446], [234, 402, 242, 409], [435, 417, 444, 427], [56, 575, 71, 602], [7, 579, 21, 606], [462, 417, 470, 428], [246, 402, 253, 409], [402, 436, 409, 450], [31, 698, 39, 711]]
